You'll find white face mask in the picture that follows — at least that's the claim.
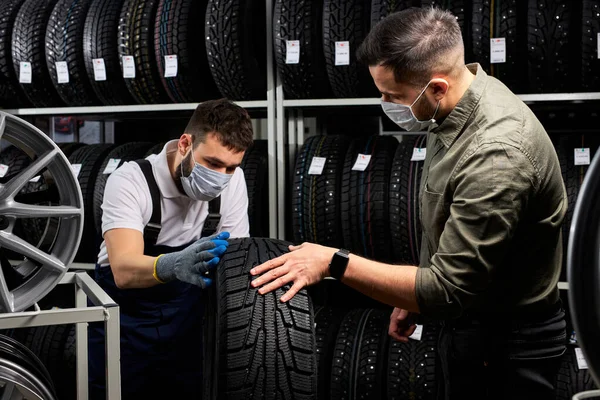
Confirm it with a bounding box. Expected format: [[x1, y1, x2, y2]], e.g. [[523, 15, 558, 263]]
[[180, 152, 232, 201], [381, 80, 444, 132]]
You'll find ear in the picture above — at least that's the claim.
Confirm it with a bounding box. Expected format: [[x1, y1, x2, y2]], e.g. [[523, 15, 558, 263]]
[[429, 78, 449, 101], [178, 133, 193, 156]]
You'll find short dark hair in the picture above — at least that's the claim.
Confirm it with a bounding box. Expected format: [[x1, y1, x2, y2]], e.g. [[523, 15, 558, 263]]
[[357, 7, 464, 87], [185, 99, 254, 152]]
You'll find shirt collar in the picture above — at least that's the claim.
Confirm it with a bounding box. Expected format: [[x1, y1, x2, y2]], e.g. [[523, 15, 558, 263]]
[[431, 63, 487, 148], [153, 140, 186, 199]]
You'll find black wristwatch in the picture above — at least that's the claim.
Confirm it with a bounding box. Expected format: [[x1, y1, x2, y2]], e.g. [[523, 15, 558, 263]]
[[329, 249, 350, 280]]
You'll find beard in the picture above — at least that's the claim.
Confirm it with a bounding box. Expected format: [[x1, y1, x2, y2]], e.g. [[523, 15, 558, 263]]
[[413, 95, 439, 122], [174, 151, 194, 194]]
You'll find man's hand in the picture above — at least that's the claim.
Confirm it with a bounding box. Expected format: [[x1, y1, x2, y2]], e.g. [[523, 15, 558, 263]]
[[250, 242, 336, 302], [389, 307, 417, 343], [155, 232, 230, 288]]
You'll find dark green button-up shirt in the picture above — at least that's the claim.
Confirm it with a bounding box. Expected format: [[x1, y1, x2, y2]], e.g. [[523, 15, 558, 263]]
[[415, 64, 566, 320]]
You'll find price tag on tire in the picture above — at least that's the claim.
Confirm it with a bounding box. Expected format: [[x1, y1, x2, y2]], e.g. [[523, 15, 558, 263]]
[[286, 40, 300, 64], [71, 163, 82, 178], [103, 158, 121, 174], [55, 61, 69, 84], [92, 58, 107, 81], [308, 157, 326, 175], [352, 154, 371, 171], [164, 55, 178, 78], [335, 41, 350, 66], [490, 38, 506, 64], [409, 324, 423, 341], [574, 148, 591, 166], [575, 348, 589, 370], [411, 148, 426, 161], [0, 164, 8, 178], [19, 62, 32, 84], [122, 56, 136, 79]]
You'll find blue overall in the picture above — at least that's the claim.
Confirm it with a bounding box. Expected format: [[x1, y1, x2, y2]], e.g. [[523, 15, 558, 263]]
[[88, 160, 219, 400]]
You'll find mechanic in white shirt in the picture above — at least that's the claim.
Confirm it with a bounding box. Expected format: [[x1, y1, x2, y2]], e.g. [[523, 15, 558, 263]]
[[88, 99, 254, 400]]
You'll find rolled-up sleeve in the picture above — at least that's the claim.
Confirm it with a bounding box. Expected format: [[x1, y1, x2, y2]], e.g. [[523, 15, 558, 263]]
[[416, 142, 538, 319]]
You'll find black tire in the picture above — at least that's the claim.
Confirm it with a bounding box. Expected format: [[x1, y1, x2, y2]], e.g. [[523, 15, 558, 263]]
[[527, 0, 574, 93], [58, 142, 86, 158], [35, 324, 76, 400], [0, 146, 31, 184], [83, 0, 135, 106], [93, 142, 154, 236], [202, 238, 317, 399], [205, 0, 266, 101], [273, 0, 332, 99], [241, 140, 269, 238], [323, 0, 377, 98], [144, 142, 166, 157], [314, 307, 348, 400], [387, 324, 438, 399], [0, 0, 30, 108], [68, 144, 114, 262], [581, 0, 600, 92], [370, 0, 423, 28], [118, 0, 170, 104], [422, 0, 472, 61], [471, 0, 528, 93], [330, 309, 390, 399], [12, 0, 64, 107], [341, 136, 398, 262], [292, 135, 351, 248], [555, 345, 597, 400], [154, 0, 219, 103], [389, 135, 427, 265], [45, 0, 99, 106]]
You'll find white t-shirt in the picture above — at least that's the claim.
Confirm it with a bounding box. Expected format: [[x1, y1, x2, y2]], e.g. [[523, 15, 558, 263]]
[[97, 140, 249, 266]]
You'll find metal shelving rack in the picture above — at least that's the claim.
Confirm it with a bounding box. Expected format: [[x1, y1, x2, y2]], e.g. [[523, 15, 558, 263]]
[[0, 272, 121, 400]]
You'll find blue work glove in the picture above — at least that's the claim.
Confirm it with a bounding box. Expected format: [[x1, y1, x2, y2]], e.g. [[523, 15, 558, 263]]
[[155, 232, 230, 288]]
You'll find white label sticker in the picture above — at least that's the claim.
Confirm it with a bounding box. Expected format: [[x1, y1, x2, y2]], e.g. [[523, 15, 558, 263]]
[[574, 148, 591, 166], [286, 40, 300, 64], [409, 324, 423, 341], [308, 157, 327, 175], [0, 164, 8, 178], [490, 38, 506, 64], [164, 55, 178, 78], [71, 163, 82, 177], [92, 58, 107, 81], [122, 56, 136, 78], [55, 61, 69, 84], [103, 158, 121, 174], [352, 154, 372, 171], [19, 62, 32, 84], [576, 348, 589, 370], [597, 33, 600, 59], [335, 41, 350, 66], [411, 148, 427, 161], [29, 175, 41, 183]]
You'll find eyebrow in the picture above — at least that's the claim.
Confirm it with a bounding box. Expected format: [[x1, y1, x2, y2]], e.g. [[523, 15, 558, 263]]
[[204, 156, 240, 169]]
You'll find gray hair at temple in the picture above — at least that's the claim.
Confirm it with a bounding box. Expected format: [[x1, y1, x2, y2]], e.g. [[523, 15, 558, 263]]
[[357, 7, 465, 87]]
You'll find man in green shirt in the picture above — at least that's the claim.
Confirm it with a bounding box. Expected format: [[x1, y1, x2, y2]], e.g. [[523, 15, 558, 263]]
[[252, 7, 567, 399]]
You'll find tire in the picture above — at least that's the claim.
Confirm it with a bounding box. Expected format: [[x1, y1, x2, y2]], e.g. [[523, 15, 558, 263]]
[[205, 0, 266, 101], [581, 0, 600, 92], [323, 0, 378, 98], [330, 309, 389, 400], [93, 142, 154, 236], [387, 324, 438, 399], [241, 140, 269, 238], [0, 0, 30, 108], [45, 0, 99, 106], [12, 0, 64, 107], [314, 307, 348, 400], [422, 0, 472, 60], [0, 146, 31, 184], [118, 0, 170, 104], [35, 324, 76, 400], [202, 238, 317, 399], [292, 135, 351, 248], [389, 135, 427, 265], [58, 142, 86, 158], [68, 144, 114, 262], [471, 0, 528, 93], [555, 345, 597, 400], [144, 142, 166, 157], [274, 0, 332, 99], [370, 0, 423, 28], [83, 0, 135, 106], [341, 136, 398, 262], [527, 0, 574, 93], [155, 0, 219, 103]]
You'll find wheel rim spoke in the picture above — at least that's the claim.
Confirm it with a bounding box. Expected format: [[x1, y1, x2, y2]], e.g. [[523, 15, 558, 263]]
[[0, 150, 58, 201], [2, 203, 81, 219], [0, 232, 66, 275], [0, 382, 16, 400], [0, 116, 6, 144]]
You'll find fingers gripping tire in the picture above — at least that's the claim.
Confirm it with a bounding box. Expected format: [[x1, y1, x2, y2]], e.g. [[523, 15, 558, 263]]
[[203, 238, 317, 399], [46, 0, 100, 106]]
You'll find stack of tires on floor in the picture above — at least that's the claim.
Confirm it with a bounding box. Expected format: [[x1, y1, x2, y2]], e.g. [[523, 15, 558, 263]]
[[274, 0, 600, 99], [293, 133, 600, 399], [0, 0, 267, 108]]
